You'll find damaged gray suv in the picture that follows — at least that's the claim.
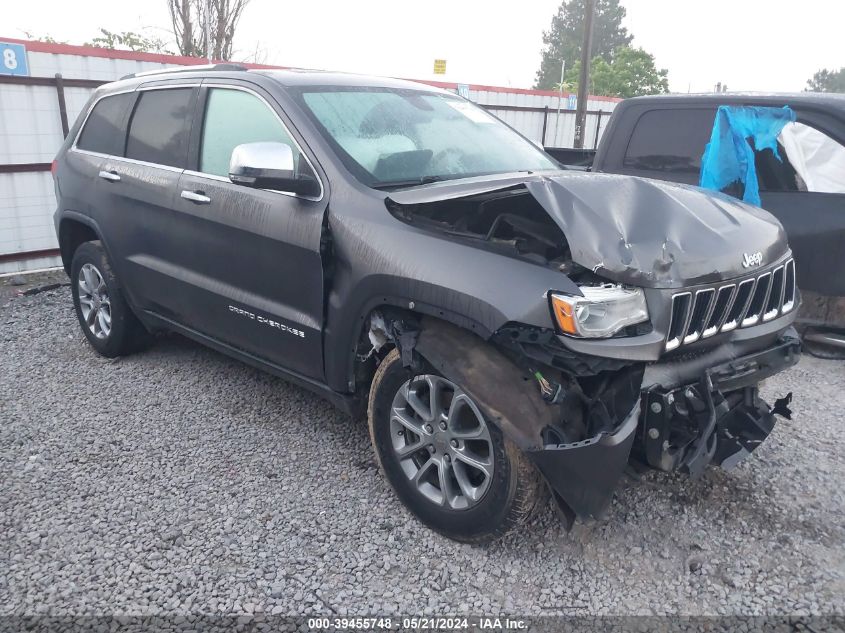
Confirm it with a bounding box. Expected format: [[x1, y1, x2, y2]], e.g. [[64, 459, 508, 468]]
[[53, 66, 801, 542]]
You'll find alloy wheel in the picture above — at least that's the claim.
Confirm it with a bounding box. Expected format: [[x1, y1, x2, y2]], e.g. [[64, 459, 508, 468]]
[[389, 375, 495, 510], [77, 263, 112, 339]]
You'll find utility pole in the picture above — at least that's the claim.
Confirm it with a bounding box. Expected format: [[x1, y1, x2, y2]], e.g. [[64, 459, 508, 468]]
[[573, 0, 595, 149], [552, 60, 565, 146]]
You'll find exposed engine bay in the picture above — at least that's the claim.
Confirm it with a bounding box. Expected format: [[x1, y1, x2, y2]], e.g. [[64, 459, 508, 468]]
[[387, 188, 578, 273], [385, 172, 789, 290]]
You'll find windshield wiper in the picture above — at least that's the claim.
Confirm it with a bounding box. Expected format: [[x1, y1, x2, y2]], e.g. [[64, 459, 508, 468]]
[[370, 170, 542, 190], [370, 175, 446, 190]]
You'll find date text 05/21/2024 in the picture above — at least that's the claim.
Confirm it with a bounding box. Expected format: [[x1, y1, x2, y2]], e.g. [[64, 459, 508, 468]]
[[306, 617, 527, 630]]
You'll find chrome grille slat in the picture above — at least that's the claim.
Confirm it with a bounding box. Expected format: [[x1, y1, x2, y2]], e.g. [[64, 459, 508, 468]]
[[683, 289, 715, 345], [724, 278, 755, 332], [741, 272, 771, 327], [665, 292, 692, 352], [679, 296, 695, 343], [701, 289, 719, 329], [702, 284, 735, 338], [665, 259, 795, 351], [764, 265, 785, 322], [782, 259, 796, 313]]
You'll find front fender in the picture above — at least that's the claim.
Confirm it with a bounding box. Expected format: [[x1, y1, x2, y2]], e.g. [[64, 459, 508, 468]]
[[414, 317, 638, 520], [322, 207, 578, 393]]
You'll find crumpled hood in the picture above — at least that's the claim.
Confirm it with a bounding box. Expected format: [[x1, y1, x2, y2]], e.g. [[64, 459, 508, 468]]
[[386, 171, 789, 289]]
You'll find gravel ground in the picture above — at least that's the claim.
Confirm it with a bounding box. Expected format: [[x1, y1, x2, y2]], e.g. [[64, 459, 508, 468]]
[[1, 285, 843, 618]]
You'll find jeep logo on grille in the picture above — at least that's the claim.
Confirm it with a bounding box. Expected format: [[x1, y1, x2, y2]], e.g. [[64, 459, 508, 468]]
[[742, 251, 763, 268]]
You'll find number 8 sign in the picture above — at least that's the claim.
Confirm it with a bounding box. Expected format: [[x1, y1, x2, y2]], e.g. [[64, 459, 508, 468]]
[[0, 42, 30, 76]]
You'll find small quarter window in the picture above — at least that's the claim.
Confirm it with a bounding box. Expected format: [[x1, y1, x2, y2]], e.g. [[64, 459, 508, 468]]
[[623, 108, 716, 173], [126, 88, 193, 168], [76, 93, 134, 155], [199, 88, 299, 178]]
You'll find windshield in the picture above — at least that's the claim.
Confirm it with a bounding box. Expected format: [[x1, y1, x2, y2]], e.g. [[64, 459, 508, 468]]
[[292, 87, 558, 188]]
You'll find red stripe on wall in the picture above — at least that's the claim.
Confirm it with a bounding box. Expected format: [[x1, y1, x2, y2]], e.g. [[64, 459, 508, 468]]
[[0, 36, 284, 69]]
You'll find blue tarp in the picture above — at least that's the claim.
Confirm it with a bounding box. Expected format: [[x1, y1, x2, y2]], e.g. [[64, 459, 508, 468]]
[[699, 105, 796, 206]]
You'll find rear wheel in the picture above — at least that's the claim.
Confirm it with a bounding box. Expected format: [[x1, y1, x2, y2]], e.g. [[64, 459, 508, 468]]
[[368, 349, 545, 543], [71, 241, 151, 357]]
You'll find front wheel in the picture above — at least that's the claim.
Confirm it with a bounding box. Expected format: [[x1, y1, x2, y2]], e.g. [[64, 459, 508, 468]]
[[368, 349, 546, 543]]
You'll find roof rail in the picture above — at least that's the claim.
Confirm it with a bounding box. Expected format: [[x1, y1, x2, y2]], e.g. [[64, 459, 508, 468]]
[[120, 63, 247, 81]]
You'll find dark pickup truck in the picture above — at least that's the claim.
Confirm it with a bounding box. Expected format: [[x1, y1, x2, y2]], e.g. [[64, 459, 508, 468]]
[[552, 93, 845, 344]]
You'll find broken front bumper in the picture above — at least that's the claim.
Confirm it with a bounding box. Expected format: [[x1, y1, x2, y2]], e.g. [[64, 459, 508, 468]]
[[640, 331, 800, 477], [525, 329, 801, 521], [527, 400, 640, 519]]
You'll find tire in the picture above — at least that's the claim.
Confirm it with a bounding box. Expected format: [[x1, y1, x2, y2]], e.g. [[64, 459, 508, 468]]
[[368, 349, 546, 543], [70, 240, 151, 357]]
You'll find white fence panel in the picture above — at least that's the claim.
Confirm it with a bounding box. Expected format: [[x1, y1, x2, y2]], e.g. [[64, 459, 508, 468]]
[[0, 171, 60, 273], [0, 84, 65, 163]]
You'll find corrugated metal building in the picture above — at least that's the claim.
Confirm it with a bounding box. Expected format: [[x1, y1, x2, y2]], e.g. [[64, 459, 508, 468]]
[[0, 37, 619, 273]]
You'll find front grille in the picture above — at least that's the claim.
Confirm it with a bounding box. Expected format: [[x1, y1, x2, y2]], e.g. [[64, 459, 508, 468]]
[[665, 259, 795, 351]]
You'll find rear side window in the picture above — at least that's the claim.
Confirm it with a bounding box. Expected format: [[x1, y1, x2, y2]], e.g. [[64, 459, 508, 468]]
[[199, 88, 299, 177], [126, 88, 193, 168], [623, 108, 716, 173], [76, 93, 133, 155]]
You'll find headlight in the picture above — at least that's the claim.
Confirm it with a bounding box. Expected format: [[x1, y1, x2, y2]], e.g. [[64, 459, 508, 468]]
[[550, 285, 649, 338]]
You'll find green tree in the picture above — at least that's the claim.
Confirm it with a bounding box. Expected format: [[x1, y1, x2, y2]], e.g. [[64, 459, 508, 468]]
[[534, 0, 632, 89], [806, 68, 845, 93], [85, 28, 172, 54], [563, 46, 669, 98]]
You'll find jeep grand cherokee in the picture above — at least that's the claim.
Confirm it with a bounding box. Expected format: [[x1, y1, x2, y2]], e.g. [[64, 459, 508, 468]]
[[52, 65, 800, 542]]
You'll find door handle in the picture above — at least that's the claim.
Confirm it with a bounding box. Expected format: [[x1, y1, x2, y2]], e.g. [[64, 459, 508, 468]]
[[98, 170, 121, 182], [181, 190, 211, 204]]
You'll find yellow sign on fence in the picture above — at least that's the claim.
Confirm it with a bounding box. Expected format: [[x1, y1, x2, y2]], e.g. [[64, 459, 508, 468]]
[[433, 59, 447, 75]]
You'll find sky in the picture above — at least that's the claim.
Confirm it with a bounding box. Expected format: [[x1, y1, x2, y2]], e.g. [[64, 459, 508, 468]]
[[4, 0, 843, 93]]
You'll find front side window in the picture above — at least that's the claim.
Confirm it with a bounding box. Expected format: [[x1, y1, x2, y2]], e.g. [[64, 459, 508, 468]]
[[623, 108, 716, 173], [292, 87, 557, 188], [76, 92, 134, 155], [125, 88, 193, 168], [199, 88, 299, 178]]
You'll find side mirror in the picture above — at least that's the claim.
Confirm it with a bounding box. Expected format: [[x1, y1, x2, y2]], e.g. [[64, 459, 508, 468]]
[[228, 142, 320, 197]]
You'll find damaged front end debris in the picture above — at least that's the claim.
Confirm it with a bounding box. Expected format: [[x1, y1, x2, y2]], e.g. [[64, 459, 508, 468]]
[[386, 171, 788, 290], [529, 399, 640, 522], [364, 312, 801, 528], [360, 153, 802, 534], [366, 313, 647, 522], [639, 333, 800, 477]]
